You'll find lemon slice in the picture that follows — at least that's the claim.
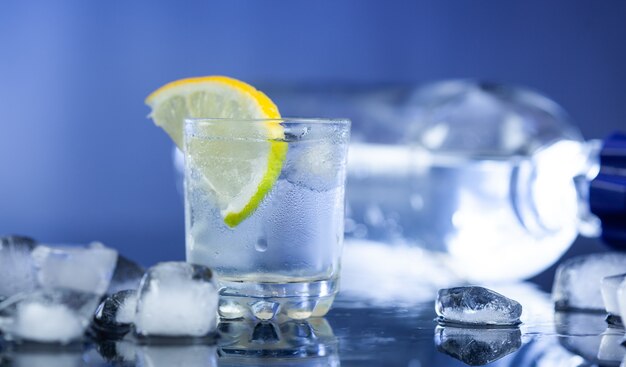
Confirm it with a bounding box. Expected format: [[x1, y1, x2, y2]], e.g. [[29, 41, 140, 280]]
[[145, 76, 287, 227]]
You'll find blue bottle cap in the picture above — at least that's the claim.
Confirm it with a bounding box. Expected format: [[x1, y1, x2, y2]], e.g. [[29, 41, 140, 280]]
[[590, 132, 626, 248]]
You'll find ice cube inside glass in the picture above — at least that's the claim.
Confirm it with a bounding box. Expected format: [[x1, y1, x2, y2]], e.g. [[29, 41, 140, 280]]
[[183, 118, 350, 321]]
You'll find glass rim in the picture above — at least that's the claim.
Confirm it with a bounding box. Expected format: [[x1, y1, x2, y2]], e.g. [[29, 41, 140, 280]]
[[184, 117, 351, 125]]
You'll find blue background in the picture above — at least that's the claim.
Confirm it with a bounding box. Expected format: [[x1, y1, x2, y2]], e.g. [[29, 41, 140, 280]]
[[1, 0, 625, 272]]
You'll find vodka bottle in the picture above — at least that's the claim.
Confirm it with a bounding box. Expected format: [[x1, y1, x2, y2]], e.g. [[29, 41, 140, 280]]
[[345, 80, 624, 282]]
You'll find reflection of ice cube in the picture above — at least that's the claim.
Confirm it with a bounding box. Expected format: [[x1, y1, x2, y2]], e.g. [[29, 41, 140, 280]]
[[557, 328, 621, 367], [597, 327, 625, 364], [107, 255, 145, 295], [135, 262, 218, 338], [436, 286, 522, 326], [92, 339, 136, 366], [0, 289, 101, 344], [32, 242, 118, 296], [552, 253, 626, 312], [555, 311, 607, 365], [92, 290, 138, 338], [0, 236, 37, 300], [1, 344, 85, 367], [434, 325, 521, 366]]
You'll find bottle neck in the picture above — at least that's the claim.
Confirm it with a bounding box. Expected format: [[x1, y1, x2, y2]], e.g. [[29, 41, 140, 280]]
[[512, 138, 602, 238]]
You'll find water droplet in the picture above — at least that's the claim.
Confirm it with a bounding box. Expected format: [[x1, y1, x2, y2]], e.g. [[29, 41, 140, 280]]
[[255, 238, 268, 252]]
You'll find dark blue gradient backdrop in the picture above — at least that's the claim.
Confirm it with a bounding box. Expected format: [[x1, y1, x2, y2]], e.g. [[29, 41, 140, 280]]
[[1, 0, 625, 267]]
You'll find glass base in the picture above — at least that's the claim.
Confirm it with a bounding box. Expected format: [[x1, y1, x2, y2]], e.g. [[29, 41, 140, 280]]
[[217, 278, 338, 322]]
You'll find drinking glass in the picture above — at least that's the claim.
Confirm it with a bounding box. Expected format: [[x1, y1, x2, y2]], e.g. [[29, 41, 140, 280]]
[[184, 118, 350, 321]]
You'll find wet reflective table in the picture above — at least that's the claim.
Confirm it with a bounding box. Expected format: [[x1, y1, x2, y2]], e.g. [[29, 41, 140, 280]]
[[1, 282, 623, 367]]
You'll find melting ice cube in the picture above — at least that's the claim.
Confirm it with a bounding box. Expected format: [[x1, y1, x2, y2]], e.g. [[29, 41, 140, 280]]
[[552, 253, 626, 312], [601, 273, 626, 325], [617, 279, 626, 327], [0, 235, 36, 249], [0, 242, 118, 344], [435, 286, 522, 326], [0, 235, 37, 300], [0, 289, 101, 344], [32, 242, 118, 296], [134, 262, 218, 338]]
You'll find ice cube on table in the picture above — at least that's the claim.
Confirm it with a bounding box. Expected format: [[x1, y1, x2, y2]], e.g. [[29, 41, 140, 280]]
[[32, 242, 118, 296], [552, 253, 626, 312], [0, 242, 119, 344], [92, 290, 138, 338], [107, 255, 145, 295], [134, 262, 218, 338], [0, 235, 37, 249], [0, 235, 37, 300], [0, 289, 101, 344], [601, 273, 626, 324], [436, 286, 522, 326], [435, 325, 521, 366], [617, 279, 626, 327]]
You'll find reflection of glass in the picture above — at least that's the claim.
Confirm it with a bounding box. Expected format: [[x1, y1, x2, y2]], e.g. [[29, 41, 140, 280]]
[[434, 325, 521, 366], [218, 318, 339, 366], [91, 338, 218, 367], [184, 118, 350, 321], [135, 344, 218, 367]]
